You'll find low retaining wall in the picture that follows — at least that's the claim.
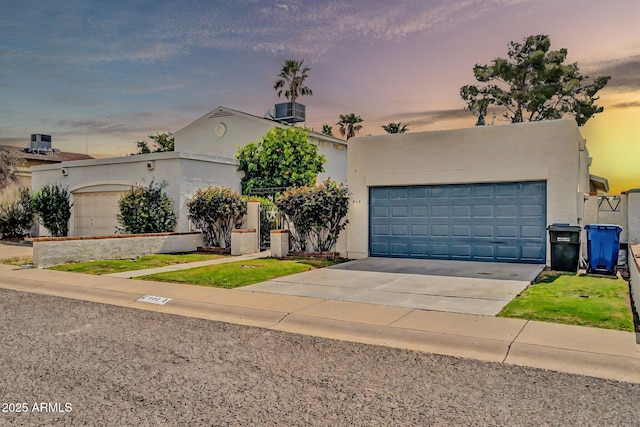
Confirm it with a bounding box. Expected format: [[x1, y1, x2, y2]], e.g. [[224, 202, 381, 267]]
[[630, 245, 640, 317], [33, 232, 204, 268]]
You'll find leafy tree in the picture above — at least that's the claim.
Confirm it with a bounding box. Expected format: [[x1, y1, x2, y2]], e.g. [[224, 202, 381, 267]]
[[0, 147, 24, 190], [337, 113, 364, 140], [382, 122, 409, 134], [117, 181, 177, 234], [187, 186, 246, 248], [0, 187, 33, 238], [134, 133, 174, 154], [460, 34, 610, 126], [321, 124, 333, 137], [236, 127, 326, 195], [273, 59, 312, 103], [31, 183, 73, 237], [276, 179, 349, 253]]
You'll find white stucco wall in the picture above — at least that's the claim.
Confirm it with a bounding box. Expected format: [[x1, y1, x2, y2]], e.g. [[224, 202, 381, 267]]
[[31, 152, 242, 236], [346, 119, 588, 263], [628, 190, 640, 244], [173, 107, 348, 183]]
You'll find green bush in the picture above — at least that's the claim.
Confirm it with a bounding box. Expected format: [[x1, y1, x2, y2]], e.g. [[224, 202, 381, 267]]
[[276, 179, 349, 253], [31, 183, 72, 237], [0, 187, 33, 238], [187, 186, 246, 248], [236, 127, 326, 195], [117, 181, 177, 234]]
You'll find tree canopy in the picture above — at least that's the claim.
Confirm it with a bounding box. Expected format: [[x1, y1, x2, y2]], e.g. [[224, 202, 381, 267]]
[[321, 124, 333, 137], [460, 34, 610, 126], [337, 114, 364, 140], [382, 122, 409, 134], [134, 133, 174, 154], [0, 147, 23, 190], [236, 127, 326, 195], [273, 59, 312, 103]]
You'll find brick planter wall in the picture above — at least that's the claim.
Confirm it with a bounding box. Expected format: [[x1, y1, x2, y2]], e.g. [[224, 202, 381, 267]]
[[33, 232, 204, 268]]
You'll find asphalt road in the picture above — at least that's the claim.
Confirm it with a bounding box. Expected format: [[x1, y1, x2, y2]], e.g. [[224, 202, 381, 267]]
[[1, 288, 639, 426]]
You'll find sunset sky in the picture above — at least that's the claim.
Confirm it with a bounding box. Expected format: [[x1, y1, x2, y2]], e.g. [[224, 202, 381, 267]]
[[2, 0, 638, 193]]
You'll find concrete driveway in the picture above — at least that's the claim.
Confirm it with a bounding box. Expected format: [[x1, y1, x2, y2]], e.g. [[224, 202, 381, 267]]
[[241, 258, 545, 316]]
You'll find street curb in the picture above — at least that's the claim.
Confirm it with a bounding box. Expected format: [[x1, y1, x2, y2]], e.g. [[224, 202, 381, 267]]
[[1, 265, 639, 384]]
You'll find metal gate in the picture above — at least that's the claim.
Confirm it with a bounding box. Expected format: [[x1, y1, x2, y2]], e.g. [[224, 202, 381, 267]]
[[259, 204, 283, 250]]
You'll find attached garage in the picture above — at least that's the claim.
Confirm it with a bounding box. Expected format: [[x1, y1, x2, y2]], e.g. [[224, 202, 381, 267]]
[[347, 119, 594, 265], [369, 181, 546, 263]]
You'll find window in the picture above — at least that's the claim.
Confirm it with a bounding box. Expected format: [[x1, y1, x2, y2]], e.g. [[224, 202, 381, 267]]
[[318, 140, 330, 148], [333, 143, 345, 151]]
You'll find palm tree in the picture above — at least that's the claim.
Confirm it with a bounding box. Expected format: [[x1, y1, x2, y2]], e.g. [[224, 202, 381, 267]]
[[382, 122, 409, 134], [321, 124, 333, 137], [273, 59, 313, 103], [337, 114, 364, 140]]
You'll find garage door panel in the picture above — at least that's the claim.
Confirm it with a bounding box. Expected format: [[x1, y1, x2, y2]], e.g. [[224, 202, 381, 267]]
[[372, 206, 389, 217], [431, 205, 449, 217], [452, 206, 470, 218], [369, 182, 546, 263]]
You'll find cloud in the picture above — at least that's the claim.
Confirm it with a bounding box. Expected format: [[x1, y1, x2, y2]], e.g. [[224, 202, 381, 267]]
[[609, 101, 640, 109], [1, 0, 539, 65], [378, 108, 475, 127], [590, 56, 640, 89]]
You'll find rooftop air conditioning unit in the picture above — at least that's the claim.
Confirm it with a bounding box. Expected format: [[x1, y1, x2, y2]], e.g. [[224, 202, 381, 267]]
[[274, 102, 305, 124], [30, 134, 52, 151]]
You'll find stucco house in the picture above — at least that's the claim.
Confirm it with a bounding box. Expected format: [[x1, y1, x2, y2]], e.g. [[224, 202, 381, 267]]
[[346, 119, 603, 265], [30, 106, 348, 237], [0, 139, 93, 196]]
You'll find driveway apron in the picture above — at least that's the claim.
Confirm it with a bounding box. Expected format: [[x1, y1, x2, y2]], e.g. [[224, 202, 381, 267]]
[[240, 258, 545, 316]]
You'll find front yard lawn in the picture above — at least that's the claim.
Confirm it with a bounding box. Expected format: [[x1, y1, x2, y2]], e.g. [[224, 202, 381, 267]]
[[49, 253, 226, 275], [498, 272, 634, 332], [137, 258, 313, 288]]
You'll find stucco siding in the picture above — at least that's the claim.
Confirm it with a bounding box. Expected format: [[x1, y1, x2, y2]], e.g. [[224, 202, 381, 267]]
[[31, 152, 241, 236], [175, 113, 274, 159], [347, 119, 586, 263]]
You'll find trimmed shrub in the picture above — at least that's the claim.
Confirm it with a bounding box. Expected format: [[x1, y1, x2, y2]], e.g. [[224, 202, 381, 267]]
[[117, 181, 177, 234], [187, 186, 246, 248], [31, 183, 73, 237], [0, 187, 33, 238], [276, 179, 349, 253]]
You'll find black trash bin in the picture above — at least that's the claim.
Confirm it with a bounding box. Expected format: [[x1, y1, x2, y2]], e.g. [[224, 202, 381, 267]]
[[547, 224, 581, 272]]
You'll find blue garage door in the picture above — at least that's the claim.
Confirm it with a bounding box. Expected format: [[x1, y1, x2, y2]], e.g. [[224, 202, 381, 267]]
[[370, 182, 546, 263]]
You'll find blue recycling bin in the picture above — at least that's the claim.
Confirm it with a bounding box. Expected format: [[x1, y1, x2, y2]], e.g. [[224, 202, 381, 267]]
[[584, 224, 623, 275]]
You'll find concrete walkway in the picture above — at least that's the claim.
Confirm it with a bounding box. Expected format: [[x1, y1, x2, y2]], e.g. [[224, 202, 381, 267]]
[[106, 250, 272, 278], [0, 241, 33, 260], [0, 262, 639, 384]]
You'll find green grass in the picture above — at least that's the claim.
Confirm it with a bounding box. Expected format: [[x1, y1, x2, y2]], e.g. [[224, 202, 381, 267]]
[[137, 258, 313, 288], [49, 253, 226, 275], [498, 272, 634, 332], [1, 256, 33, 266]]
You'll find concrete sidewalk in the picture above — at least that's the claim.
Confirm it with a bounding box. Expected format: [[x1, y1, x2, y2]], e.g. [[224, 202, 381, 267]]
[[1, 263, 639, 384]]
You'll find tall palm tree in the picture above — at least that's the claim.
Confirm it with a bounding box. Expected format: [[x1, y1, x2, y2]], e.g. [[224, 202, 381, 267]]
[[382, 122, 409, 134], [273, 59, 313, 103], [337, 114, 364, 140]]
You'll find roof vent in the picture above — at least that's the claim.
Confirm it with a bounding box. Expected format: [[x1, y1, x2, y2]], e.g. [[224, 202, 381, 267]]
[[274, 102, 305, 124]]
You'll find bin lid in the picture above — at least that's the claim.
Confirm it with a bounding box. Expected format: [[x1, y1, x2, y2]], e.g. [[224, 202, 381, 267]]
[[584, 224, 623, 231], [547, 223, 581, 231]]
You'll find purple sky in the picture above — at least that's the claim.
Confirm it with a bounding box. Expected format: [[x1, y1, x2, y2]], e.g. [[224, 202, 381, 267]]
[[2, 0, 639, 191]]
